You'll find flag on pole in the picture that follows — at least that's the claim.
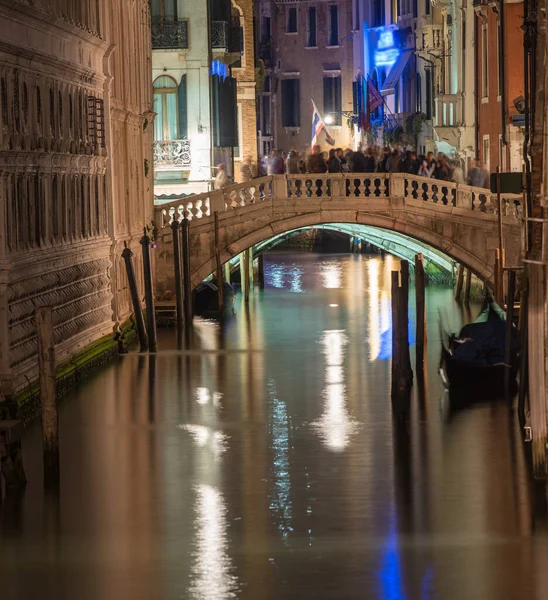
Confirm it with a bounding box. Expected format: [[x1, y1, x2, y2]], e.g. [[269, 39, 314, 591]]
[[367, 77, 384, 112], [311, 100, 335, 146]]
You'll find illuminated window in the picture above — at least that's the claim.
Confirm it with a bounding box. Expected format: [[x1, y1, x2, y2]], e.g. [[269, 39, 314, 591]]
[[328, 4, 339, 47], [286, 7, 298, 33], [483, 135, 490, 170], [281, 79, 300, 127], [323, 76, 342, 126], [306, 6, 317, 47], [481, 25, 488, 98], [151, 0, 177, 21], [153, 75, 179, 141]]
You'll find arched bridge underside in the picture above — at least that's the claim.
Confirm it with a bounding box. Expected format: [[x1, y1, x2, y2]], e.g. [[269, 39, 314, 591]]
[[154, 173, 522, 292], [242, 224, 455, 275]]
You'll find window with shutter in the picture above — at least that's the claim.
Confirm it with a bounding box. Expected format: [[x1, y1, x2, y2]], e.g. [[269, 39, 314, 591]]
[[281, 79, 300, 127], [323, 76, 341, 125], [286, 7, 298, 33], [307, 7, 317, 47], [177, 75, 188, 139], [328, 5, 339, 47]]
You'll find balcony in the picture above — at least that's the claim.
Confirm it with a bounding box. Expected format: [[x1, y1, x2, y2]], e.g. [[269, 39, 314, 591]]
[[434, 94, 463, 147], [211, 21, 228, 50], [153, 139, 191, 169], [152, 19, 189, 50], [211, 20, 242, 60], [415, 24, 443, 58]]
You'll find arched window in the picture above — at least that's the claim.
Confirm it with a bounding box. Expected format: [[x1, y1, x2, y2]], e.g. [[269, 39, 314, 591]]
[[153, 75, 178, 141]]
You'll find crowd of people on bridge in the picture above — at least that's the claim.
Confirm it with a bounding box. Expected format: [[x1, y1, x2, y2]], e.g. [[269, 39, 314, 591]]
[[214, 144, 491, 190]]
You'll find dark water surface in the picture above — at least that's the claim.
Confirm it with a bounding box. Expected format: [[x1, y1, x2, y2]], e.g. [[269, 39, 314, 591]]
[[2, 253, 548, 600]]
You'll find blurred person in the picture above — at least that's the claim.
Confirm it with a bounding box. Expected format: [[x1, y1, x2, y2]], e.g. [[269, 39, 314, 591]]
[[214, 163, 229, 189], [327, 148, 342, 173], [240, 155, 256, 182], [386, 148, 401, 173], [286, 150, 300, 174], [308, 144, 328, 173]]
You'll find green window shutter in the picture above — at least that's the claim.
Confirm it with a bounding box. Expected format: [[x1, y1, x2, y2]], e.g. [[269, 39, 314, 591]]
[[178, 74, 188, 139]]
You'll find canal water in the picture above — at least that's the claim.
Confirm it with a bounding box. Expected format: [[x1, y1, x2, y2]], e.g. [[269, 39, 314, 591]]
[[1, 252, 548, 600]]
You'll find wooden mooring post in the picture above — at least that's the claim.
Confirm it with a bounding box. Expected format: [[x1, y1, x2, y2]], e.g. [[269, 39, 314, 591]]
[[391, 260, 413, 402], [464, 268, 472, 303], [140, 228, 157, 353], [181, 216, 193, 342], [171, 217, 184, 338], [455, 264, 464, 300], [504, 269, 516, 396], [415, 254, 426, 373], [214, 212, 224, 314], [36, 306, 60, 486], [121, 243, 148, 352], [258, 253, 265, 289], [241, 249, 251, 304]]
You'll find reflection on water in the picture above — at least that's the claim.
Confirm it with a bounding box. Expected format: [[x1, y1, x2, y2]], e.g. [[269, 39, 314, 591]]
[[1, 252, 547, 600]]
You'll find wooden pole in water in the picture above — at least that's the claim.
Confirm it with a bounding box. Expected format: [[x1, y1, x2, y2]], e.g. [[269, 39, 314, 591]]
[[224, 261, 231, 286], [181, 216, 193, 333], [213, 212, 224, 314], [140, 228, 157, 353], [415, 254, 426, 373], [455, 264, 464, 300], [391, 261, 413, 401], [494, 249, 501, 304], [258, 253, 265, 289], [464, 268, 472, 303], [248, 247, 254, 291], [518, 287, 529, 425], [504, 269, 517, 395], [36, 306, 60, 486], [243, 249, 250, 304], [121, 243, 148, 352], [170, 217, 184, 337]]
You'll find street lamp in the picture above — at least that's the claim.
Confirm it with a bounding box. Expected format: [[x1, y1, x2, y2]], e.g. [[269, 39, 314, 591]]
[[325, 114, 334, 125]]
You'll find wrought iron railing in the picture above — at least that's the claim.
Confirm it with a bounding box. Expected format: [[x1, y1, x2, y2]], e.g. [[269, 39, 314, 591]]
[[211, 21, 228, 50], [153, 139, 191, 168], [151, 19, 189, 50]]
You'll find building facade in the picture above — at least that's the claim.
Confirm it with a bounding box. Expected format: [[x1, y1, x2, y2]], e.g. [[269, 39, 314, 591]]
[[475, 0, 524, 172], [151, 0, 258, 196], [257, 0, 355, 154], [0, 0, 153, 394]]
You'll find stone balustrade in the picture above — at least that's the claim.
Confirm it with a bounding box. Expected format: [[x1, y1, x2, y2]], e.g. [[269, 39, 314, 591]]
[[155, 173, 522, 225]]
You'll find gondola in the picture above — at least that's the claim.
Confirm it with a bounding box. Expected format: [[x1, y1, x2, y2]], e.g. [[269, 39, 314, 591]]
[[439, 296, 520, 399], [194, 280, 236, 317]]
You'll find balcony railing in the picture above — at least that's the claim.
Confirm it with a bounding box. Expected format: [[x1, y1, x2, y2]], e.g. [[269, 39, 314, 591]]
[[436, 94, 463, 128], [211, 21, 228, 50], [152, 19, 189, 50], [153, 139, 191, 169], [415, 24, 443, 55]]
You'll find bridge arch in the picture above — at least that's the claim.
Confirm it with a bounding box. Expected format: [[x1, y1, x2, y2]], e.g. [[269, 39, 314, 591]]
[[191, 212, 494, 288], [153, 173, 522, 294]]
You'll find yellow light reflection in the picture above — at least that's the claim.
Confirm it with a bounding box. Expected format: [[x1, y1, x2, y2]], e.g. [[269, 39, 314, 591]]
[[190, 484, 238, 599], [194, 387, 223, 406], [179, 424, 229, 457], [311, 330, 359, 451], [320, 261, 342, 289], [368, 259, 380, 362]]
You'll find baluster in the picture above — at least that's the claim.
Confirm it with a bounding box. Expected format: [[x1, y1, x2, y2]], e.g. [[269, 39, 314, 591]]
[[484, 194, 494, 213], [294, 179, 302, 198], [204, 197, 211, 216], [472, 191, 481, 211], [364, 177, 371, 197], [305, 179, 313, 197], [378, 178, 388, 198], [315, 178, 323, 197]]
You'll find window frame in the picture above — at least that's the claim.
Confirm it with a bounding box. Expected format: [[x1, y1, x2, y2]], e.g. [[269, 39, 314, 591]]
[[286, 6, 298, 34], [481, 24, 488, 100], [327, 4, 339, 47], [306, 6, 317, 48], [153, 75, 179, 141], [281, 78, 300, 128]]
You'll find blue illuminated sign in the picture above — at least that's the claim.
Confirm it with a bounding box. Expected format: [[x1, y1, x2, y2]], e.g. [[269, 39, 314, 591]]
[[211, 60, 228, 79], [372, 25, 400, 69]]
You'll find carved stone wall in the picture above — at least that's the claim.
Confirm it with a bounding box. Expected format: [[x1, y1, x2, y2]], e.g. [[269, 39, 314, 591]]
[[0, 0, 154, 393]]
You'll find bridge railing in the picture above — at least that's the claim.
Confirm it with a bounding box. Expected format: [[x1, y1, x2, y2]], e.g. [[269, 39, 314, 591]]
[[154, 173, 522, 228]]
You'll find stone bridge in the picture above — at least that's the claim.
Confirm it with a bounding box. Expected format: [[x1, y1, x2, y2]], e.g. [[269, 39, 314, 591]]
[[153, 173, 523, 292]]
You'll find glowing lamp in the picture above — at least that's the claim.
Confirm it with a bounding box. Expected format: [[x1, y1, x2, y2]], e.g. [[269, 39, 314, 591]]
[[325, 114, 334, 125]]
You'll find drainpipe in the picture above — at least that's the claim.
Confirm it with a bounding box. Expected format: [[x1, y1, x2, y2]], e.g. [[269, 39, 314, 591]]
[[207, 0, 215, 187], [474, 13, 480, 160], [499, 0, 508, 150]]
